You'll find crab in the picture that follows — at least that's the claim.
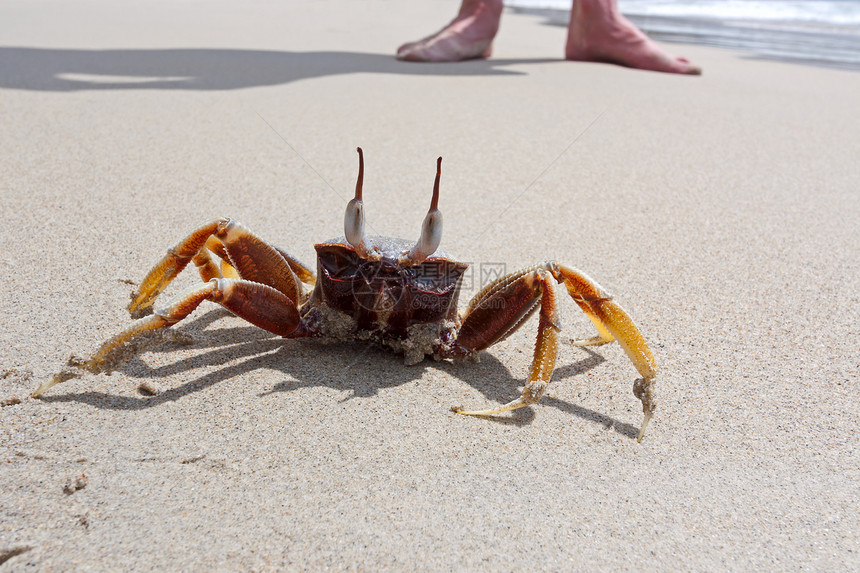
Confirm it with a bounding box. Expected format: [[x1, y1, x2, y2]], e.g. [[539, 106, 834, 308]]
[[34, 148, 658, 441]]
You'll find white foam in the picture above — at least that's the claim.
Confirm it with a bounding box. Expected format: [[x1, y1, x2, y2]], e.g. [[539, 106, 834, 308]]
[[506, 0, 860, 26]]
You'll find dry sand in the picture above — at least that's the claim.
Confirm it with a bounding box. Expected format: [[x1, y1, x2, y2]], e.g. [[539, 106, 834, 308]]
[[1, 0, 858, 570]]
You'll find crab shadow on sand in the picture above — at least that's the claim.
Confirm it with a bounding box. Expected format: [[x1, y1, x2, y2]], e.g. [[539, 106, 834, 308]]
[[0, 47, 554, 92], [38, 308, 640, 440]]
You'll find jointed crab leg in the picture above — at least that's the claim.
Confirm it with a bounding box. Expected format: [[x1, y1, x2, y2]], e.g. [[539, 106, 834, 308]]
[[128, 219, 222, 317], [33, 278, 301, 397], [454, 266, 543, 352], [273, 246, 317, 286], [128, 218, 310, 318], [453, 262, 658, 442], [549, 264, 657, 440], [197, 234, 322, 286], [453, 268, 560, 416], [191, 246, 224, 283], [36, 217, 313, 398], [199, 240, 315, 286]]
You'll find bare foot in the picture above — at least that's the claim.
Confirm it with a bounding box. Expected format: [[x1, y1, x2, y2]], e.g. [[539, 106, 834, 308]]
[[566, 0, 701, 75], [396, 0, 503, 62]]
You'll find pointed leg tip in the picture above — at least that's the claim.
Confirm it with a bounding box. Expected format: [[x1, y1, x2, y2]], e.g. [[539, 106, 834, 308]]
[[127, 291, 156, 319], [32, 378, 57, 399], [451, 406, 490, 417], [451, 406, 484, 417], [128, 306, 153, 319], [33, 368, 85, 398], [636, 410, 653, 443]]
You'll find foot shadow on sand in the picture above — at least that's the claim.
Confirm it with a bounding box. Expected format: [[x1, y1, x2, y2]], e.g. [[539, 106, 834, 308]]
[[0, 47, 556, 92], [38, 308, 639, 440]]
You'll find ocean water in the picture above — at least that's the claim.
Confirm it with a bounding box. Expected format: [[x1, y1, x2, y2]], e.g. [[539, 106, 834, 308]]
[[506, 0, 860, 69]]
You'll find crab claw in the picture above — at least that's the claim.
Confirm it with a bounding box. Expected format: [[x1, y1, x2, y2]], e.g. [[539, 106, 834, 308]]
[[399, 156, 443, 266]]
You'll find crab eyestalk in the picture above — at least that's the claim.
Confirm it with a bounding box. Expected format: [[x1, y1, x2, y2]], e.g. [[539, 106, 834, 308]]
[[344, 147, 380, 261], [399, 157, 443, 267]]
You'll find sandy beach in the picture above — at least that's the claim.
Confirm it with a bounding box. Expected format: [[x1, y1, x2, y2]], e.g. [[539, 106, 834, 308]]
[[1, 0, 858, 569]]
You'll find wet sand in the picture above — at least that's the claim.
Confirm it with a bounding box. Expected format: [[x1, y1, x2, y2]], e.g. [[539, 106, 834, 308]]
[[1, 0, 858, 569]]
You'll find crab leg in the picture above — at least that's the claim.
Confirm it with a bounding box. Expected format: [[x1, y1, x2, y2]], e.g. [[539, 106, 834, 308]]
[[273, 246, 317, 286], [453, 267, 560, 416], [128, 219, 222, 317], [198, 238, 318, 286], [34, 278, 301, 397], [198, 237, 241, 280], [128, 218, 307, 317], [452, 262, 658, 442], [192, 245, 224, 283], [454, 266, 543, 352], [549, 264, 658, 441]]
